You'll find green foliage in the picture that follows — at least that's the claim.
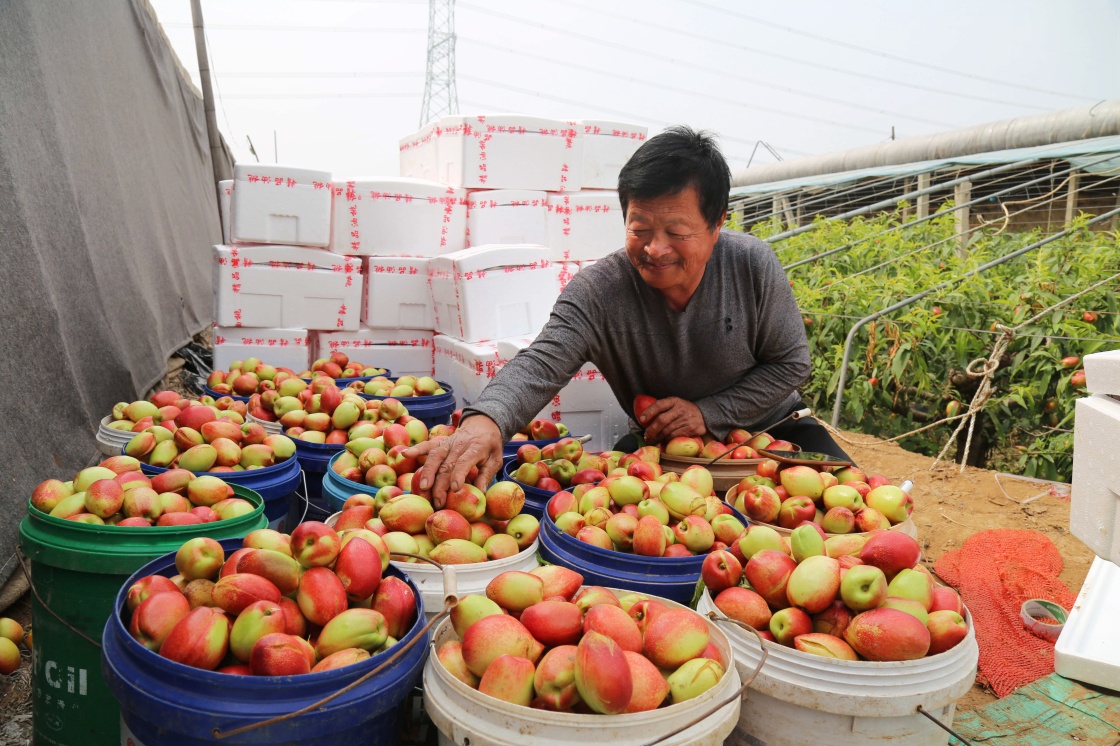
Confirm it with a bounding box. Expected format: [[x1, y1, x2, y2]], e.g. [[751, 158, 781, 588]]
[[743, 207, 1120, 481]]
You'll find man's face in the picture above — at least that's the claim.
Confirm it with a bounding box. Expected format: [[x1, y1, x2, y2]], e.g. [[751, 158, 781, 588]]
[[624, 185, 723, 307]]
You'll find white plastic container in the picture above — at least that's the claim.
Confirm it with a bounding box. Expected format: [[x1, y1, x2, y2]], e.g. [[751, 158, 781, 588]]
[[545, 190, 624, 261], [97, 416, 135, 457], [1055, 555, 1120, 688], [576, 120, 648, 189], [362, 256, 435, 330], [466, 190, 548, 247], [424, 588, 741, 746], [436, 114, 582, 191], [218, 179, 233, 244], [1070, 393, 1120, 564], [212, 326, 311, 374], [247, 413, 284, 435], [495, 336, 629, 453], [433, 335, 503, 408], [329, 178, 467, 256], [312, 327, 435, 377], [230, 163, 333, 247], [697, 589, 977, 746], [394, 540, 540, 619], [1083, 348, 1120, 395], [398, 121, 440, 183], [428, 244, 559, 343], [212, 245, 362, 331]]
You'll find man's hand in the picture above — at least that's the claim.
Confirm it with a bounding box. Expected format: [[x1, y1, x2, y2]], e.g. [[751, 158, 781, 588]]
[[638, 396, 707, 445], [403, 414, 503, 507]]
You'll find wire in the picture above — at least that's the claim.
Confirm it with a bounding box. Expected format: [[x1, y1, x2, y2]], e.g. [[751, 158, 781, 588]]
[[529, 0, 1054, 112], [456, 4, 891, 136], [221, 92, 420, 99], [458, 33, 957, 130], [161, 22, 424, 33], [215, 71, 424, 79], [677, 0, 1096, 103], [458, 38, 900, 136]]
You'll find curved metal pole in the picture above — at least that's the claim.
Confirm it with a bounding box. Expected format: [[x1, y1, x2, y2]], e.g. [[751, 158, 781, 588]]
[[765, 157, 1039, 243], [830, 205, 1120, 427], [785, 149, 1120, 271]]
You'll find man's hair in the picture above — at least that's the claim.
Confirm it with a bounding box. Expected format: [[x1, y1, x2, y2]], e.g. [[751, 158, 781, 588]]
[[617, 125, 731, 231]]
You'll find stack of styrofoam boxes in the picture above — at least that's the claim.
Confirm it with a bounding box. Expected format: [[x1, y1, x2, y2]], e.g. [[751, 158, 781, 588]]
[[214, 164, 359, 372], [1057, 349, 1120, 689], [395, 114, 647, 439], [311, 178, 469, 376], [495, 337, 630, 453]]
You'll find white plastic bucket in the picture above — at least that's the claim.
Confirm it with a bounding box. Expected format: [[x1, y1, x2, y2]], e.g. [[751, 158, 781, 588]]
[[248, 413, 284, 435], [424, 588, 742, 746], [324, 512, 541, 619], [97, 415, 135, 456], [394, 539, 541, 619], [697, 589, 977, 746]]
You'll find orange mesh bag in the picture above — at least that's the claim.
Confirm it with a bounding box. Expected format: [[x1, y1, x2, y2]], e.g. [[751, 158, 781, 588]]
[[934, 529, 1077, 697]]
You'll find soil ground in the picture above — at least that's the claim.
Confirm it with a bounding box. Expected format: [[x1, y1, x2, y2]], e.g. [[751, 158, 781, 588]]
[[0, 422, 1096, 744]]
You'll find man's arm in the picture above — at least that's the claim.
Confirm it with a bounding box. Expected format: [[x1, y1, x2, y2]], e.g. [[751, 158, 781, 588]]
[[461, 274, 599, 441], [693, 246, 811, 439]]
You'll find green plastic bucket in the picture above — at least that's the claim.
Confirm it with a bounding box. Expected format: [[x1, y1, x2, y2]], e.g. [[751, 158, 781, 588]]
[[18, 484, 267, 746]]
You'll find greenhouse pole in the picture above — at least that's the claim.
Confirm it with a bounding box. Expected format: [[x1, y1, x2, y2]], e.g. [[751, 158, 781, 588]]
[[830, 205, 1120, 428]]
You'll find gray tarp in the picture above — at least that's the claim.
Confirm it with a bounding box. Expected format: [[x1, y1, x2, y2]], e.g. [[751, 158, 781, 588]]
[[0, 0, 231, 586]]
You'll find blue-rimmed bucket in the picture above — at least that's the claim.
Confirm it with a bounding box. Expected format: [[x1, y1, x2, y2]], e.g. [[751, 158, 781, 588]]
[[203, 386, 251, 403], [538, 505, 752, 605], [290, 440, 345, 524], [18, 486, 265, 746], [358, 383, 456, 430], [322, 451, 382, 514], [302, 370, 390, 386], [499, 460, 557, 518], [139, 456, 302, 532], [102, 537, 429, 746], [500, 436, 565, 472]]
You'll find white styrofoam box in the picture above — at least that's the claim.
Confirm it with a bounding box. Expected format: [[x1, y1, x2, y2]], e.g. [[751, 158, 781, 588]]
[[219, 180, 233, 244], [436, 114, 582, 191], [1084, 348, 1120, 395], [576, 120, 649, 189], [434, 335, 504, 408], [212, 326, 310, 374], [466, 190, 548, 247], [494, 337, 629, 452], [230, 164, 333, 247], [1055, 555, 1120, 688], [212, 245, 362, 331], [398, 121, 439, 182], [329, 178, 467, 256], [1070, 394, 1120, 564], [545, 190, 624, 261], [362, 256, 435, 330], [428, 244, 560, 343], [312, 327, 435, 377], [555, 261, 580, 295]]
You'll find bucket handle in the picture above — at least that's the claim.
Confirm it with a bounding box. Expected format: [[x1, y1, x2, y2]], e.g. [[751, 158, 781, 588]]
[[640, 612, 769, 746], [213, 552, 458, 741], [916, 706, 973, 745], [15, 549, 102, 649]]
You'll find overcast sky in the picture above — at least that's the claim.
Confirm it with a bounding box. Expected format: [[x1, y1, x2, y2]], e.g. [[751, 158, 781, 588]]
[[150, 0, 1119, 179]]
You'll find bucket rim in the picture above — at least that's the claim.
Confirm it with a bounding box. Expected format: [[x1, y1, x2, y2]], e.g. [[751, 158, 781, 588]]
[[357, 381, 455, 402], [136, 450, 302, 479]]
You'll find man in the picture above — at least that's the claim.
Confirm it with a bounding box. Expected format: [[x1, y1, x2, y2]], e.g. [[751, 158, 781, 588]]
[[409, 126, 849, 502]]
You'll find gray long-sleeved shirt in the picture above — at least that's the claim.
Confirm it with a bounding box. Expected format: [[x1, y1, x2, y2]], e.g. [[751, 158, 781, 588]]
[[463, 229, 812, 442]]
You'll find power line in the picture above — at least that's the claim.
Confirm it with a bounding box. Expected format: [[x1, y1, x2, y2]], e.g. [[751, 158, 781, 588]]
[[220, 92, 419, 99], [161, 22, 424, 33], [484, 0, 1052, 113], [459, 35, 956, 131], [215, 72, 423, 79], [677, 0, 1095, 103]]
